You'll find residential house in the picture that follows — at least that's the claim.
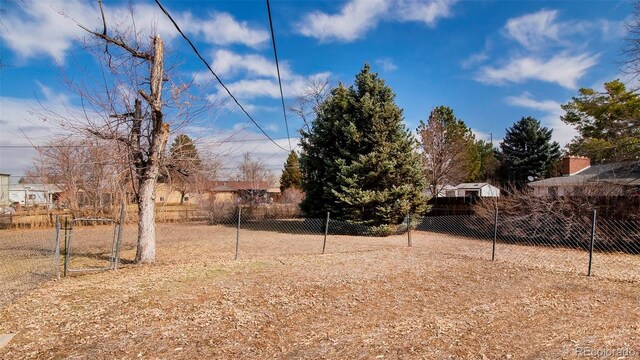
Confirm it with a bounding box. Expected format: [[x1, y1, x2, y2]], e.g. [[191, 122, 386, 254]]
[[9, 183, 63, 208], [208, 181, 280, 204], [529, 156, 640, 197], [155, 183, 204, 205]]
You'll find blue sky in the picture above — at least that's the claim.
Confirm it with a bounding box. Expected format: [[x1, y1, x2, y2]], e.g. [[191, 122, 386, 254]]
[[0, 0, 634, 181]]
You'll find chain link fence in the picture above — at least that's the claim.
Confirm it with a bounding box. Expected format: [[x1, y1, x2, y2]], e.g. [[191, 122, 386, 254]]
[[409, 211, 639, 282], [0, 228, 57, 307], [1, 204, 638, 308], [190, 205, 638, 282]]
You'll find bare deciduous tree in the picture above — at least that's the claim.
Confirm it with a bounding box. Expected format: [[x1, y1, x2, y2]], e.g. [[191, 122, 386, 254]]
[[624, 1, 640, 79], [417, 108, 469, 197], [29, 136, 129, 217], [289, 77, 331, 131], [38, 3, 221, 263], [236, 153, 272, 184]]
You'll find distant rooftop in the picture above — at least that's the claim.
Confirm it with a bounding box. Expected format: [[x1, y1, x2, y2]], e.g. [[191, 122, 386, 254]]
[[529, 161, 640, 187], [208, 181, 273, 192], [456, 183, 496, 189], [9, 183, 63, 192]]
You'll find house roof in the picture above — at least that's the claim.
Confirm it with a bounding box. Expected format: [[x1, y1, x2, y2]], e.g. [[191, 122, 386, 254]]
[[212, 184, 236, 192], [456, 183, 496, 190], [10, 183, 62, 192], [529, 161, 640, 187], [208, 181, 272, 192]]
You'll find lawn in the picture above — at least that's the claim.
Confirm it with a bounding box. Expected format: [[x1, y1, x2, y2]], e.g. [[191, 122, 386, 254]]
[[0, 223, 638, 359]]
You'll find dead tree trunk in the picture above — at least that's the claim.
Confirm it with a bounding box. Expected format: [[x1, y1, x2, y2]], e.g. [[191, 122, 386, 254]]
[[80, 24, 169, 263], [133, 35, 168, 263]]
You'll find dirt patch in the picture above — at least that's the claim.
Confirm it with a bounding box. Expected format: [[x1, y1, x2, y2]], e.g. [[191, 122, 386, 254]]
[[0, 223, 638, 359]]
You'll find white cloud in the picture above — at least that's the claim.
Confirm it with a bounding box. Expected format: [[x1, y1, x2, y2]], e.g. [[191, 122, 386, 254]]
[[297, 0, 388, 42], [212, 50, 291, 79], [0, 1, 268, 63], [0, 0, 96, 63], [503, 9, 562, 50], [296, 0, 457, 42], [222, 72, 332, 99], [469, 128, 497, 144], [375, 58, 398, 72], [477, 52, 599, 89], [503, 9, 626, 51], [505, 92, 577, 145], [598, 19, 627, 40], [467, 9, 629, 88], [180, 12, 269, 49], [393, 0, 457, 26], [35, 81, 70, 104], [460, 52, 489, 69], [0, 95, 77, 176], [506, 92, 563, 113]]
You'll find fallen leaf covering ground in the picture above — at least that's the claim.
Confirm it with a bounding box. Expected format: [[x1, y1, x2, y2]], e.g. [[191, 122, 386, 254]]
[[1, 223, 639, 359]]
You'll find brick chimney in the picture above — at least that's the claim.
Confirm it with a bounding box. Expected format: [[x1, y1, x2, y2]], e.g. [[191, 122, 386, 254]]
[[561, 156, 590, 176]]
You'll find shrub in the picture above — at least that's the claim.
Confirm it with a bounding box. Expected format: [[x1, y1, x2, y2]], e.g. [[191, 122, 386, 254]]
[[201, 199, 237, 225]]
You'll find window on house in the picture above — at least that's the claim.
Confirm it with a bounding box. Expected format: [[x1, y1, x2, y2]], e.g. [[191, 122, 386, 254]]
[[159, 196, 165, 202], [28, 194, 36, 200], [184, 196, 189, 202]]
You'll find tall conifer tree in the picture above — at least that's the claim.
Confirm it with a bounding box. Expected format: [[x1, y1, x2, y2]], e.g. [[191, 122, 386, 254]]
[[300, 64, 426, 227], [498, 117, 561, 184], [280, 151, 302, 192]]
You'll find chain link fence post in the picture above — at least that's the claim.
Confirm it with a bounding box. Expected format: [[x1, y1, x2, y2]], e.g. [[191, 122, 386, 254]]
[[114, 203, 125, 271], [235, 205, 242, 260], [407, 211, 412, 247], [492, 207, 498, 261], [322, 211, 330, 254], [63, 217, 69, 278], [54, 215, 61, 279], [588, 209, 597, 276]]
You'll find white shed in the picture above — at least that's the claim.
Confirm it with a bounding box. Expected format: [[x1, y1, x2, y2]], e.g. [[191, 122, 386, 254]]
[[455, 183, 500, 197], [425, 184, 459, 198]]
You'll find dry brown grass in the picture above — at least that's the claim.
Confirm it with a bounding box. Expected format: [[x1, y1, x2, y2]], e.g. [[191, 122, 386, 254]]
[[0, 223, 638, 359]]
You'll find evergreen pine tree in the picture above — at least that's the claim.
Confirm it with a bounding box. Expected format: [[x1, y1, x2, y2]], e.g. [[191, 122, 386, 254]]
[[280, 151, 302, 192], [169, 134, 201, 176], [166, 134, 201, 203], [561, 80, 640, 162], [300, 64, 427, 227], [498, 117, 561, 184]]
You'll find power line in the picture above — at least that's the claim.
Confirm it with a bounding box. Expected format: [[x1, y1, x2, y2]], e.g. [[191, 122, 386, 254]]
[[0, 136, 300, 148], [0, 145, 89, 148], [153, 0, 288, 152], [266, 0, 292, 152]]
